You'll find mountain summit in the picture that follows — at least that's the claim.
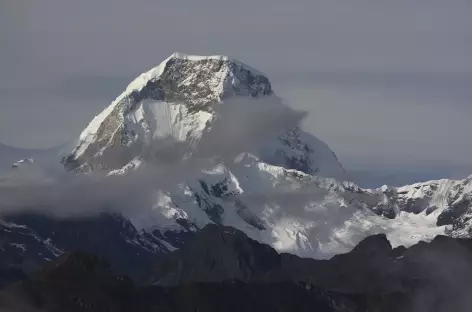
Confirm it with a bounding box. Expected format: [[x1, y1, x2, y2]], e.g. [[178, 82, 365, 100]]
[[61, 53, 344, 178]]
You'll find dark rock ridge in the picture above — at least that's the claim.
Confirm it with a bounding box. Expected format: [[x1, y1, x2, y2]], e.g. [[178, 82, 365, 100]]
[[148, 224, 472, 311], [2, 224, 472, 311], [0, 251, 402, 312], [0, 213, 174, 285], [149, 224, 472, 289]]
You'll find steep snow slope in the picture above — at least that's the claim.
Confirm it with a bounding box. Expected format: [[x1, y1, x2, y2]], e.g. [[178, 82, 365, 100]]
[[62, 53, 344, 178], [393, 177, 472, 237]]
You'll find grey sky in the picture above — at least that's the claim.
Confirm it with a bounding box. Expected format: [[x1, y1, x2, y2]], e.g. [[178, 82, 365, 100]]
[[1, 0, 471, 186]]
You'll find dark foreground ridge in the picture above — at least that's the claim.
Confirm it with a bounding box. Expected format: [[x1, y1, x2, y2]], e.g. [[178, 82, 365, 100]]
[[2, 224, 472, 312]]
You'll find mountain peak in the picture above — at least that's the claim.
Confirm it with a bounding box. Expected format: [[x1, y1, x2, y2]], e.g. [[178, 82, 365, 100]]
[[169, 52, 266, 75], [61, 53, 343, 177], [62, 53, 274, 172], [119, 52, 272, 109]]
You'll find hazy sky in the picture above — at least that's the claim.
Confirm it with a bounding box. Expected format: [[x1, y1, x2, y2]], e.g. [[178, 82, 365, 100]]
[[1, 0, 471, 186]]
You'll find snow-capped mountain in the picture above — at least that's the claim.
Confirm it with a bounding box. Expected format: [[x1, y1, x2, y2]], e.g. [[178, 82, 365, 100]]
[[56, 53, 472, 260], [61, 53, 344, 178], [3, 53, 472, 280]]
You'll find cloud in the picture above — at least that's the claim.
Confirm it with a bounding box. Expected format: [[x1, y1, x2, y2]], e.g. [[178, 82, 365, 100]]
[[195, 97, 307, 161], [0, 96, 306, 218], [0, 162, 202, 218], [273, 71, 472, 185]]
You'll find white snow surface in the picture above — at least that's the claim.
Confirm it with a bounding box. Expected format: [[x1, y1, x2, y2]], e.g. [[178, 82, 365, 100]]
[[122, 155, 449, 259]]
